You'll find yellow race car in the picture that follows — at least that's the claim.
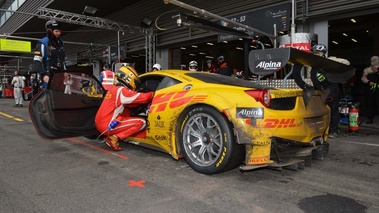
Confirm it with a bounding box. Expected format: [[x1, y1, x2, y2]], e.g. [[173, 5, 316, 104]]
[[29, 48, 354, 174]]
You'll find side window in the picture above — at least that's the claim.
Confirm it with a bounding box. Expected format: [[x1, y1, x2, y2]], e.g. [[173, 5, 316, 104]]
[[51, 72, 103, 98], [137, 76, 163, 92], [137, 75, 181, 92], [156, 77, 180, 90]]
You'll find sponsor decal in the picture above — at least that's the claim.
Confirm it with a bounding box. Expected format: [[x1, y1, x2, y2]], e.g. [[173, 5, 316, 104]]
[[262, 118, 298, 128], [255, 60, 282, 70], [154, 135, 167, 140], [150, 91, 207, 113], [252, 140, 271, 146], [154, 120, 165, 128], [236, 108, 264, 118], [248, 156, 270, 164], [280, 42, 311, 52], [220, 20, 229, 27]]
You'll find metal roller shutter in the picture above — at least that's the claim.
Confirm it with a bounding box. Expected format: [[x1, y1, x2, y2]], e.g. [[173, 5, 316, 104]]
[[299, 0, 379, 20]]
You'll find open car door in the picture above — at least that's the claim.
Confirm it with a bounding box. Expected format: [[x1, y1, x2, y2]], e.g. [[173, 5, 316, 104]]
[[29, 70, 105, 139]]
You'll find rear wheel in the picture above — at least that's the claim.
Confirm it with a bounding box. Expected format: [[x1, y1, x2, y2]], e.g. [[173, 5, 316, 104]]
[[178, 106, 244, 174]]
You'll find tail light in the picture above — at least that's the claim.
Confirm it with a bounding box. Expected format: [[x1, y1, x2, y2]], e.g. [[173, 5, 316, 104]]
[[245, 90, 271, 107]]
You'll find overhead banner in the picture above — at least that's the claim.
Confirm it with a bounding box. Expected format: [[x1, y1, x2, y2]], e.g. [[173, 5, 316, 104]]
[[0, 38, 31, 52], [218, 2, 290, 42]]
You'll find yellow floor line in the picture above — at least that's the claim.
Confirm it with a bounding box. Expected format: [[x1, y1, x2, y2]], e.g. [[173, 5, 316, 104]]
[[0, 111, 24, 122]]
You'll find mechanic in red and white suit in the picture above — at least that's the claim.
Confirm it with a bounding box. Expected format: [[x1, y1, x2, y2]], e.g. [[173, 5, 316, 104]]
[[95, 66, 154, 151]]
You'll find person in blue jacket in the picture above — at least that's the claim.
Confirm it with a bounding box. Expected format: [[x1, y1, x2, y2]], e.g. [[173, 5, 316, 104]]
[[32, 20, 66, 89]]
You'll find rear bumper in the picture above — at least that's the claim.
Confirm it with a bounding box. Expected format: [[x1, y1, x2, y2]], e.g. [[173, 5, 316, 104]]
[[240, 141, 329, 171]]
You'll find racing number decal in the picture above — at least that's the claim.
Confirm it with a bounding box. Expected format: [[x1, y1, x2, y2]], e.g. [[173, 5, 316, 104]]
[[150, 91, 207, 113]]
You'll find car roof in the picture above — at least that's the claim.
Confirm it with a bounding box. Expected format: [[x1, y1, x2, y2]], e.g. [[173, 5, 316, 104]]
[[141, 70, 272, 90]]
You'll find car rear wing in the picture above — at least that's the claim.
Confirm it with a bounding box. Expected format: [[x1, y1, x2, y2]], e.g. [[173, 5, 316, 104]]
[[248, 47, 355, 106]]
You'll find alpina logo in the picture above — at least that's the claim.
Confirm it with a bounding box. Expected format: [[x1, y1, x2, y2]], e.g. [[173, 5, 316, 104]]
[[255, 61, 282, 70], [236, 108, 264, 118]]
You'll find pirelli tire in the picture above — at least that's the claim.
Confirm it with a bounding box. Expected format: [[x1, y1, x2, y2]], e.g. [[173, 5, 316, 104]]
[[178, 105, 244, 174]]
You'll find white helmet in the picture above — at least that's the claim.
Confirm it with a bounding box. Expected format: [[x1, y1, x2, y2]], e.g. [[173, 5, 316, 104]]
[[189, 61, 198, 71], [152, 63, 161, 71], [311, 44, 327, 54]]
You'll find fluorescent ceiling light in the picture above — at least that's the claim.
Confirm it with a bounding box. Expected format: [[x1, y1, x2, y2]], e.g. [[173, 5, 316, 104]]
[[351, 38, 357, 42], [350, 18, 356, 23], [180, 47, 186, 50], [141, 17, 153, 27], [223, 41, 228, 43], [205, 56, 213, 59], [332, 41, 339, 45], [199, 52, 206, 55], [83, 6, 98, 15], [236, 47, 243, 50], [206, 43, 214, 45], [189, 53, 196, 56], [342, 33, 348, 37], [191, 45, 198, 48]]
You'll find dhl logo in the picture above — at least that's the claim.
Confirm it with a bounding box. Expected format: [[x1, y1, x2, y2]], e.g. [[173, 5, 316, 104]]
[[261, 118, 298, 128], [150, 91, 207, 113]]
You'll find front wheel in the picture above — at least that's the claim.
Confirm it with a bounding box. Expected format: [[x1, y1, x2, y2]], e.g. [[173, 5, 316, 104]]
[[178, 106, 244, 174]]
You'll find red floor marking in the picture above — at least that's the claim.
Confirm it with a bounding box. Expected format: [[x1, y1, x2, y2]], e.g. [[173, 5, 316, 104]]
[[67, 138, 129, 160], [127, 180, 146, 188]]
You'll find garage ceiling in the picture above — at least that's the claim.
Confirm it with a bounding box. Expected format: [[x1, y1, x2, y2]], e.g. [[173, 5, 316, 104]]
[[0, 0, 378, 73]]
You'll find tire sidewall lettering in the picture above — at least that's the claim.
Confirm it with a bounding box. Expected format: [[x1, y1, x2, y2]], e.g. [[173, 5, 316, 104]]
[[179, 106, 237, 174]]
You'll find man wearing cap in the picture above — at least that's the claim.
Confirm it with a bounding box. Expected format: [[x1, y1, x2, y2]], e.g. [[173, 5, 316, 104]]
[[216, 56, 232, 76], [151, 63, 161, 72], [32, 20, 66, 89]]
